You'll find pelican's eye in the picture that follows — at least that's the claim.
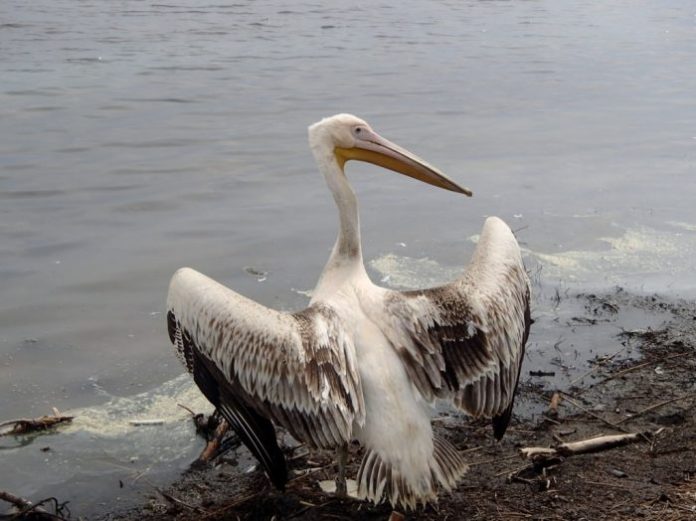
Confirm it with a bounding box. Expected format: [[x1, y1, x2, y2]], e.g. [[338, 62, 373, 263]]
[[353, 126, 364, 137]]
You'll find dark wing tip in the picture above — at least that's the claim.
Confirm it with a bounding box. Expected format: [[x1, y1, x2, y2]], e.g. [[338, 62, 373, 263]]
[[167, 310, 178, 344], [492, 296, 532, 441], [177, 322, 288, 490], [492, 400, 514, 441], [219, 401, 288, 490]]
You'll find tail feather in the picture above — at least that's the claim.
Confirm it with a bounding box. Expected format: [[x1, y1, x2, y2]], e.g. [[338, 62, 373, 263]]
[[357, 435, 468, 510]]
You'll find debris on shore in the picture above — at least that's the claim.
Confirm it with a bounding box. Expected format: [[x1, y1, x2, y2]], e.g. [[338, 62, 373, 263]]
[[3, 289, 695, 520], [107, 289, 695, 521], [0, 408, 74, 437]]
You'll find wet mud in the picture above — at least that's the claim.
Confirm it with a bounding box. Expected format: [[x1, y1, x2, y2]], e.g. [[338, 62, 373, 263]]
[[105, 289, 696, 521]]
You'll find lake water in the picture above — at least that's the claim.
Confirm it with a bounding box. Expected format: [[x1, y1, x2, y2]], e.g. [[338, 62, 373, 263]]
[[2, 0, 696, 515]]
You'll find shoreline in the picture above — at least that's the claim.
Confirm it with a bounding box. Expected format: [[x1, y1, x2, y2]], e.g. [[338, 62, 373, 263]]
[[105, 288, 696, 520]]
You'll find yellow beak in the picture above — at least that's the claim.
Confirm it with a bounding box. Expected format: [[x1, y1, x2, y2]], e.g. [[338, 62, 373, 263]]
[[334, 129, 472, 196]]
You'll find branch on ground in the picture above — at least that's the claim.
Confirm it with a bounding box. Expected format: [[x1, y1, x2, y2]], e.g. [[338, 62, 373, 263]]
[[520, 429, 665, 466], [0, 490, 71, 520], [0, 409, 74, 437]]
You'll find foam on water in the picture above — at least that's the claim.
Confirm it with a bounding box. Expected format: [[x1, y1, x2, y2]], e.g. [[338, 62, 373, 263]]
[[529, 225, 696, 292], [369, 253, 463, 290], [65, 373, 211, 438], [370, 223, 696, 295], [3, 223, 693, 516], [1, 375, 210, 514]]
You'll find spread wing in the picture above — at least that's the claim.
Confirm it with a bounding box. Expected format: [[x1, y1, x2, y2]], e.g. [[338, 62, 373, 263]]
[[381, 217, 531, 439], [166, 268, 365, 485]]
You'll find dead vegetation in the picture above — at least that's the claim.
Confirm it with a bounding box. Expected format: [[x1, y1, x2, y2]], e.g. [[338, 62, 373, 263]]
[[3, 290, 695, 520], [105, 290, 695, 521], [0, 409, 73, 437]]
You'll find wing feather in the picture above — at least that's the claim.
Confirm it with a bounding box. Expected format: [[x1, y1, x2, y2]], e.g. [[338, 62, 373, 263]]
[[166, 268, 365, 458], [381, 217, 531, 439]]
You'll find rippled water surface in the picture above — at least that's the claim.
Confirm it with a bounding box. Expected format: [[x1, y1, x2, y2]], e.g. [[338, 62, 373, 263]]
[[2, 0, 696, 514]]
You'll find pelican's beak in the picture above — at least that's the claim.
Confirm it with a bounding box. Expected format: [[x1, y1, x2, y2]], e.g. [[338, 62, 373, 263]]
[[335, 129, 472, 196]]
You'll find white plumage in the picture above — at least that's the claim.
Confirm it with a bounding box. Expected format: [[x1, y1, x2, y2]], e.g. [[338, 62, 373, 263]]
[[166, 114, 531, 509]]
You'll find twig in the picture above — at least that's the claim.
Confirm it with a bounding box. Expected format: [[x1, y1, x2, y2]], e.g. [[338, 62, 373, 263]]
[[200, 490, 265, 520], [520, 429, 664, 465], [177, 403, 197, 416], [582, 480, 632, 490], [594, 352, 689, 388], [290, 463, 334, 481], [496, 463, 532, 478], [196, 418, 231, 464], [0, 490, 35, 510], [0, 414, 74, 436], [614, 394, 695, 425], [157, 488, 210, 514], [558, 392, 626, 432], [0, 491, 69, 520], [569, 345, 627, 386], [470, 454, 519, 467]]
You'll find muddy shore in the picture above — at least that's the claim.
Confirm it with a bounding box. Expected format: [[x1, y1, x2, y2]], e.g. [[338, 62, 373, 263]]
[[4, 289, 695, 520], [97, 289, 694, 521]]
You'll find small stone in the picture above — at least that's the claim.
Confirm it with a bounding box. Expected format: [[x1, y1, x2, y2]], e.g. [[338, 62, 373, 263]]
[[608, 468, 627, 478]]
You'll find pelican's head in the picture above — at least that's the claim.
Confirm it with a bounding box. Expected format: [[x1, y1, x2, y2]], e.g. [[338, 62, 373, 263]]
[[308, 113, 472, 196]]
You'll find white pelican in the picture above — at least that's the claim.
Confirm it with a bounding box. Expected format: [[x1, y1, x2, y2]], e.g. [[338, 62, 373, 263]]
[[166, 114, 531, 509]]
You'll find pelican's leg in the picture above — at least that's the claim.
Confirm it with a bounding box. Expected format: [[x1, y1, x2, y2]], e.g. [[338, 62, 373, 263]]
[[335, 442, 349, 497]]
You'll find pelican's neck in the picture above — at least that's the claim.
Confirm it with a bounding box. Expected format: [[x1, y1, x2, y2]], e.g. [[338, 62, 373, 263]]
[[321, 154, 362, 260], [311, 147, 367, 297]]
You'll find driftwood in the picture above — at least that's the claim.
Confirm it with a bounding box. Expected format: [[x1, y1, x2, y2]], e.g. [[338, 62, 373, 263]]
[[0, 490, 70, 520], [0, 490, 36, 511], [520, 429, 664, 466], [0, 409, 73, 437], [197, 418, 231, 464], [177, 405, 240, 466]]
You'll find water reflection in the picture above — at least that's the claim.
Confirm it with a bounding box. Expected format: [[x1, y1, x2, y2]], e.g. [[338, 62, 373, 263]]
[[1, 0, 696, 514]]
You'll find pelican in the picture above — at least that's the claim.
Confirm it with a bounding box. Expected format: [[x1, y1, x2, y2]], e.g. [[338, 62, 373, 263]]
[[166, 114, 531, 509]]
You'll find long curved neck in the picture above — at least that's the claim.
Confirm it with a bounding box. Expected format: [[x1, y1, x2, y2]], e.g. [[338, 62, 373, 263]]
[[319, 154, 362, 260], [310, 148, 366, 299]]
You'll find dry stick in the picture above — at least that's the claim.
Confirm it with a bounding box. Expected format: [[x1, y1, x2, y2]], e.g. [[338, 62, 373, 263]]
[[520, 430, 662, 462], [569, 345, 627, 387], [286, 500, 337, 520], [197, 418, 230, 463], [289, 463, 334, 482], [582, 480, 632, 490], [176, 403, 197, 416], [200, 489, 267, 520], [614, 393, 695, 425], [494, 512, 533, 519], [558, 392, 627, 432], [0, 490, 36, 510], [0, 491, 67, 521], [158, 489, 210, 514], [0, 414, 74, 436], [593, 352, 689, 387], [495, 463, 531, 478], [469, 453, 519, 467]]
